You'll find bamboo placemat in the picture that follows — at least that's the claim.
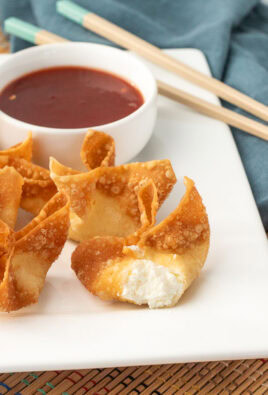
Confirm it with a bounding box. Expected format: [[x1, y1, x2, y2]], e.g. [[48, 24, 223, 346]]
[[0, 360, 267, 394], [1, 29, 268, 395]]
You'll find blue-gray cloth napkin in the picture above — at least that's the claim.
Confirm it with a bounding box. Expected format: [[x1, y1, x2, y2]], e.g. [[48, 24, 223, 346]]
[[0, 0, 267, 229]]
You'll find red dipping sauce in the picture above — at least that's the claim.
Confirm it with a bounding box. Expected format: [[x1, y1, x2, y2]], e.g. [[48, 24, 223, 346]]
[[0, 67, 144, 128]]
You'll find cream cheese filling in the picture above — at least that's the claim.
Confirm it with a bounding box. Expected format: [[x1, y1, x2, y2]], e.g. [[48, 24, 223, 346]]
[[122, 259, 183, 308]]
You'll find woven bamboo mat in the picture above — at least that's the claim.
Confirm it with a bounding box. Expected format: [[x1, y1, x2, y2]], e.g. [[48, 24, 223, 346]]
[[0, 360, 267, 394], [1, 29, 268, 395]]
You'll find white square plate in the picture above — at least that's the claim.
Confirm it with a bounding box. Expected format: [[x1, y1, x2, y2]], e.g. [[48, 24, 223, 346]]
[[0, 49, 267, 373]]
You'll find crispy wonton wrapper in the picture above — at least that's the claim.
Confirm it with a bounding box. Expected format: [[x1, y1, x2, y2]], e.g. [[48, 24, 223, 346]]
[[45, 131, 115, 178], [72, 177, 210, 308], [0, 192, 70, 312], [50, 157, 176, 242], [0, 167, 23, 228], [0, 133, 57, 215], [81, 130, 115, 170], [0, 130, 115, 215], [0, 132, 32, 161]]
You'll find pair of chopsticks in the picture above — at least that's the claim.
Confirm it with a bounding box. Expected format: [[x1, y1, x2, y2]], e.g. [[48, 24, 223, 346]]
[[4, 0, 268, 141]]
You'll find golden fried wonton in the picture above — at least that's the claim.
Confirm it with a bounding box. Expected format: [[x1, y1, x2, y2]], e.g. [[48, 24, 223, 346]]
[[0, 134, 57, 214], [50, 157, 176, 242], [47, 131, 115, 177], [0, 132, 32, 161], [0, 167, 23, 228], [72, 177, 210, 308], [0, 192, 70, 312], [126, 179, 158, 245], [81, 130, 115, 170]]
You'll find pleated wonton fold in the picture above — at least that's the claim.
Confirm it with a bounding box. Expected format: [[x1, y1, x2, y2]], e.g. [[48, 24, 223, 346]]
[[50, 157, 176, 242], [72, 177, 210, 308], [0, 192, 70, 312], [81, 130, 115, 170], [0, 167, 23, 228], [0, 132, 32, 161], [0, 133, 57, 214]]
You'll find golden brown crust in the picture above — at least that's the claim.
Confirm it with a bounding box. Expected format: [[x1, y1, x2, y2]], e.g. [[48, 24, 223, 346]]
[[0, 220, 14, 258], [0, 221, 14, 283], [72, 236, 125, 292], [72, 237, 136, 301], [71, 181, 157, 291], [15, 192, 69, 243], [139, 177, 210, 255], [137, 179, 158, 226], [80, 130, 115, 170], [0, 132, 32, 161], [0, 253, 18, 312], [71, 177, 210, 308], [0, 133, 58, 214], [126, 179, 158, 245], [0, 167, 24, 228], [50, 158, 175, 241], [0, 156, 57, 215], [15, 194, 69, 262], [94, 160, 175, 210], [1, 156, 49, 180], [49, 131, 115, 176], [0, 192, 70, 312], [48, 157, 80, 177], [20, 178, 57, 215]]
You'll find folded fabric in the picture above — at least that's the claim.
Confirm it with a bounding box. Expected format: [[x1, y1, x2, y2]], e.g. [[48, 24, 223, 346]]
[[0, 0, 267, 229]]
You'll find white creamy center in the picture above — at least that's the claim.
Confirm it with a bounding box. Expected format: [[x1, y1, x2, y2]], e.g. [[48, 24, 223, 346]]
[[122, 260, 183, 308]]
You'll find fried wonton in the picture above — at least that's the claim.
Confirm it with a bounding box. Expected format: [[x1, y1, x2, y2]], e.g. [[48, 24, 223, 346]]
[[81, 130, 115, 170], [126, 179, 158, 245], [0, 192, 70, 312], [0, 221, 14, 283], [0, 132, 32, 161], [50, 157, 176, 242], [0, 130, 115, 215], [0, 134, 57, 215], [0, 167, 23, 228], [72, 177, 210, 308], [48, 131, 115, 177]]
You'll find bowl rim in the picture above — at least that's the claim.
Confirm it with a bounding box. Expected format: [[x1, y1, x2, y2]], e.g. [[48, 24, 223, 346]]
[[0, 42, 157, 134]]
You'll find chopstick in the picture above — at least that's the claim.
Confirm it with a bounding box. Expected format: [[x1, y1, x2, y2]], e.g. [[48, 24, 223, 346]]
[[4, 18, 68, 45], [4, 17, 268, 141], [157, 81, 268, 140], [56, 0, 268, 124]]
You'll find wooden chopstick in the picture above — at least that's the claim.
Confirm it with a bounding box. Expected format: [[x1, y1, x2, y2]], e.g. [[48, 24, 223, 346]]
[[56, 0, 268, 124], [158, 80, 268, 140], [4, 17, 268, 141]]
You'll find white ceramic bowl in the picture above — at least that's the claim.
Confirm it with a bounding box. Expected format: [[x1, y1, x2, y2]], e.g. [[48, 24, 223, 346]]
[[0, 43, 157, 169]]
